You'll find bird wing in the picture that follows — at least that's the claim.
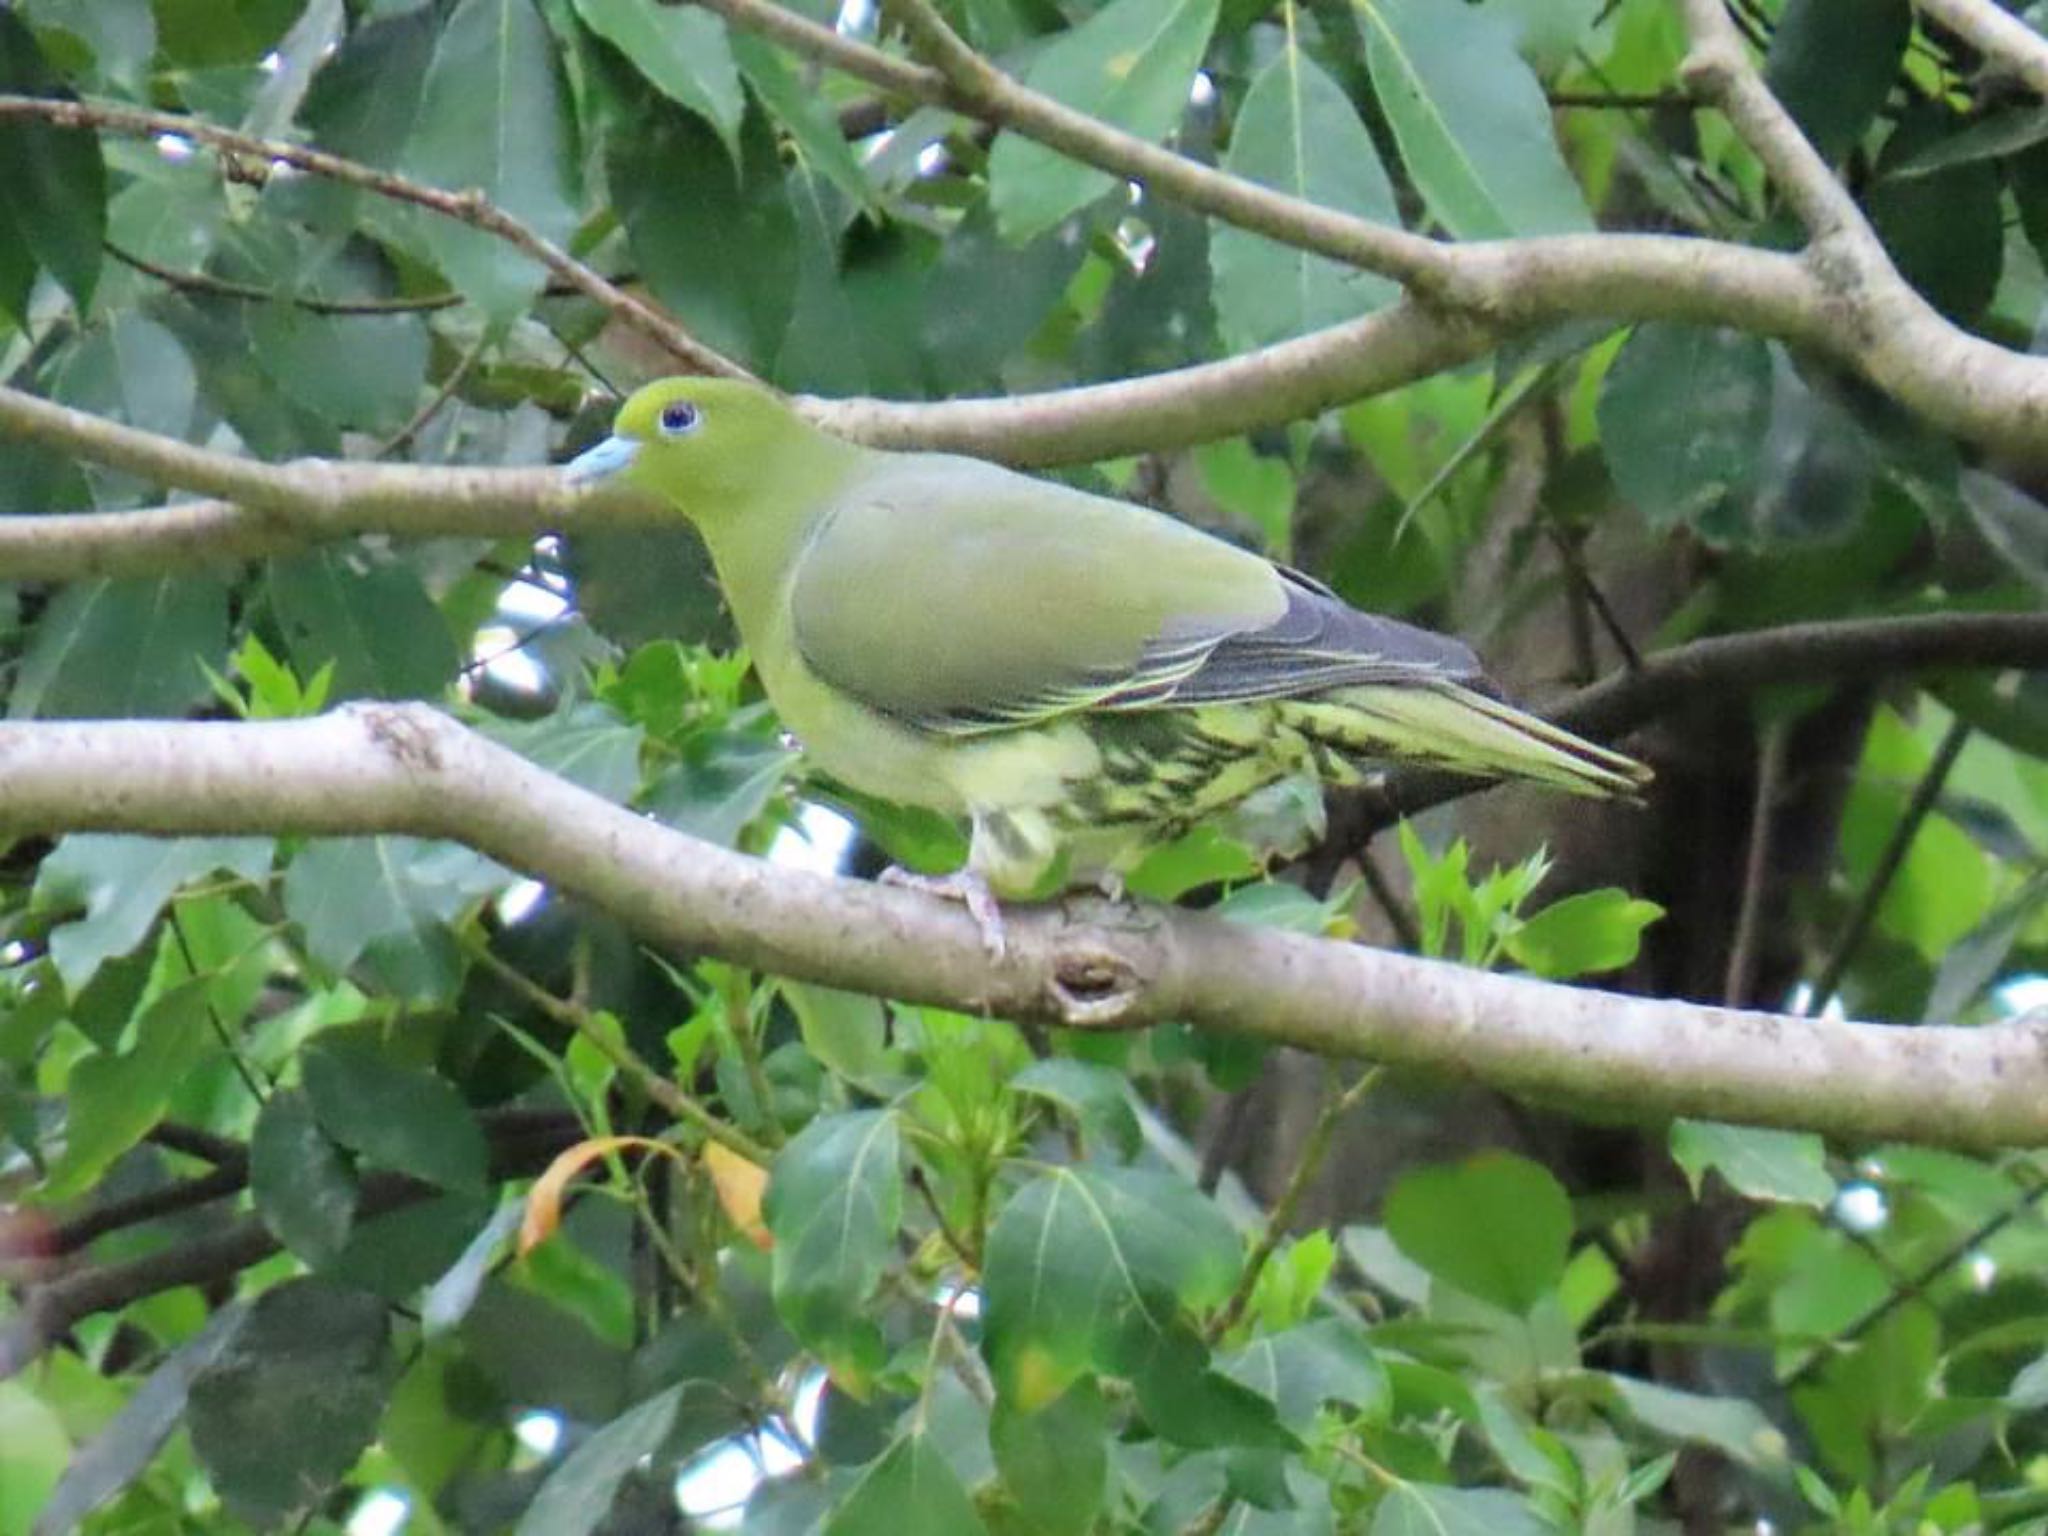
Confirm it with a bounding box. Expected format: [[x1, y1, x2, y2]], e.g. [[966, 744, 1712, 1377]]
[[789, 454, 1484, 737]]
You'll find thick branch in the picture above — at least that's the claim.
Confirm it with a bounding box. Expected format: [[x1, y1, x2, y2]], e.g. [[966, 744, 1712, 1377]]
[[1915, 0, 2048, 98], [1, 707, 2045, 1151]]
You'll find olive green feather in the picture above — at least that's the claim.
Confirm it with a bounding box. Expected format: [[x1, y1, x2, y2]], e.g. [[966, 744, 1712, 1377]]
[[568, 379, 1651, 898]]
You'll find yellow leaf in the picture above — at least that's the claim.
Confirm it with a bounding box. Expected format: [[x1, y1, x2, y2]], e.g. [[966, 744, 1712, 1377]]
[[704, 1140, 772, 1250], [520, 1134, 684, 1255]]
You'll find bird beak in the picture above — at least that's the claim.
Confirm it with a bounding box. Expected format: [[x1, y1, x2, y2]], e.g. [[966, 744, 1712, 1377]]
[[564, 435, 640, 487]]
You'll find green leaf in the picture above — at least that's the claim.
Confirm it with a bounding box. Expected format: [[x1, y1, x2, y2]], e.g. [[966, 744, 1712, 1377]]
[[764, 1110, 903, 1380], [1601, 1373, 1790, 1470], [0, 8, 106, 320], [1010, 1058, 1141, 1160], [782, 981, 888, 1083], [1371, 1484, 1546, 1536], [268, 549, 460, 702], [1123, 1320, 1295, 1449], [644, 724, 798, 847], [283, 834, 511, 975], [34, 1307, 243, 1536], [516, 1385, 684, 1536], [1504, 889, 1663, 979], [186, 1278, 393, 1528], [1357, 0, 1590, 239], [247, 308, 431, 433], [1598, 323, 1772, 541], [1958, 468, 2048, 594], [1763, 0, 1911, 163], [41, 980, 215, 1202], [10, 576, 230, 720], [484, 701, 647, 803], [303, 6, 436, 168], [612, 103, 798, 366], [35, 833, 272, 992], [733, 31, 873, 210], [572, 0, 743, 156], [399, 0, 581, 318], [982, 1164, 1241, 1410], [988, 0, 1220, 240], [251, 1087, 360, 1267], [825, 1429, 988, 1536], [991, 1380, 1108, 1536], [1383, 1152, 1571, 1314], [1220, 1318, 1391, 1431], [1891, 105, 2048, 179], [1212, 43, 1398, 350], [1669, 1120, 1836, 1208], [1195, 438, 1296, 560], [1869, 106, 2005, 326], [302, 1030, 489, 1191], [1125, 824, 1263, 903], [0, 1384, 70, 1536]]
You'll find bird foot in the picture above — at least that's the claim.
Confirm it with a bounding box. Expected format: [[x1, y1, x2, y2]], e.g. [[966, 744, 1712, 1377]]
[[879, 866, 1008, 958]]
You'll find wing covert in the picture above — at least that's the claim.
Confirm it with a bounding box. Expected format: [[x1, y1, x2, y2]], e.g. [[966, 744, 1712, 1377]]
[[788, 456, 1487, 735]]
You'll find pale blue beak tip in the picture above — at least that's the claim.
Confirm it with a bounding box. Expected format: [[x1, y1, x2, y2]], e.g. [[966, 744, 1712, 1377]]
[[564, 434, 640, 487]]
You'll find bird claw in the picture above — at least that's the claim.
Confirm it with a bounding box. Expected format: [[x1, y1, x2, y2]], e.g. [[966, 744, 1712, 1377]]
[[879, 866, 1008, 958]]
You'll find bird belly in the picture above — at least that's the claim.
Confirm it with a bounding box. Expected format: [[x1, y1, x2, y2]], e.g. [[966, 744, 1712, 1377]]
[[957, 705, 1344, 896], [750, 632, 970, 812]]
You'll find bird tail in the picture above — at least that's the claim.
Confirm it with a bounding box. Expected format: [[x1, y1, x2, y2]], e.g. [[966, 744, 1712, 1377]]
[[1278, 682, 1651, 799]]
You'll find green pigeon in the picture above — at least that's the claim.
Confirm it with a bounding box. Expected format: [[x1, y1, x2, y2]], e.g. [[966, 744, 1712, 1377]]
[[567, 379, 1648, 946]]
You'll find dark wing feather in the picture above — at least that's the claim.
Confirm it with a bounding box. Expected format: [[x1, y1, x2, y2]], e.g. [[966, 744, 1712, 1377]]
[[1100, 569, 1486, 709]]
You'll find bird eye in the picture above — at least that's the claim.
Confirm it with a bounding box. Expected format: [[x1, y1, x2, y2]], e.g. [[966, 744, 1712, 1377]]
[[658, 400, 701, 436]]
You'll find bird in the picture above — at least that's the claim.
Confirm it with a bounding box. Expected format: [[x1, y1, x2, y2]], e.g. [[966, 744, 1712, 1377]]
[[566, 378, 1650, 951]]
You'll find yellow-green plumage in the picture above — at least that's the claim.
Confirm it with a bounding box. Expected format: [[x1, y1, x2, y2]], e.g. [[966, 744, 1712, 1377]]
[[567, 380, 1650, 900]]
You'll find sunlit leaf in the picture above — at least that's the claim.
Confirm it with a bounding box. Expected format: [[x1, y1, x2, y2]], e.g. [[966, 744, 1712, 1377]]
[[1670, 1120, 1836, 1208], [1384, 1152, 1571, 1314], [1358, 0, 1590, 238], [764, 1110, 903, 1385], [988, 0, 1219, 240], [1212, 42, 1398, 350], [399, 0, 581, 317]]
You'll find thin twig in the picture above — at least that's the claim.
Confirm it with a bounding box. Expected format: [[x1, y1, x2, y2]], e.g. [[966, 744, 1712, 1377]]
[[0, 95, 744, 379], [467, 941, 774, 1164], [1723, 717, 1789, 1008], [1783, 1168, 2046, 1389], [717, 0, 1454, 292], [1357, 850, 1423, 952], [43, 1160, 249, 1256], [145, 1121, 245, 1165], [376, 332, 490, 460], [107, 241, 464, 316], [1805, 715, 1972, 1015], [1207, 1068, 1381, 1341]]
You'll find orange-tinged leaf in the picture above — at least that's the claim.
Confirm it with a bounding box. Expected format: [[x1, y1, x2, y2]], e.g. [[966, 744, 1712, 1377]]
[[520, 1134, 684, 1255], [704, 1140, 772, 1250]]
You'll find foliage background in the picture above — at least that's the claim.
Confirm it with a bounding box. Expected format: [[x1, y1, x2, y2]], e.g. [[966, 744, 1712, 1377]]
[[2, 0, 2048, 1531]]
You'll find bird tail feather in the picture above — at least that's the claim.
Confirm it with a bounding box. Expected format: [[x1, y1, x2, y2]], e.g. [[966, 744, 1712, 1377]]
[[1279, 683, 1651, 799]]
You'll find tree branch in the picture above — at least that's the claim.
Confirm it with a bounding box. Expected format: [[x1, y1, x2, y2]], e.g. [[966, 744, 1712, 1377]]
[[0, 1110, 580, 1380], [1, 705, 2046, 1151], [0, 95, 746, 380], [1914, 0, 2048, 99]]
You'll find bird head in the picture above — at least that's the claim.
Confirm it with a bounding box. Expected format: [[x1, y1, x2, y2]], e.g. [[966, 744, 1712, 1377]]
[[564, 377, 834, 520]]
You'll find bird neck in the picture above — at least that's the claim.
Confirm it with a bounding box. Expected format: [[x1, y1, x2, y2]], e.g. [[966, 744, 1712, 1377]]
[[695, 439, 870, 649]]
